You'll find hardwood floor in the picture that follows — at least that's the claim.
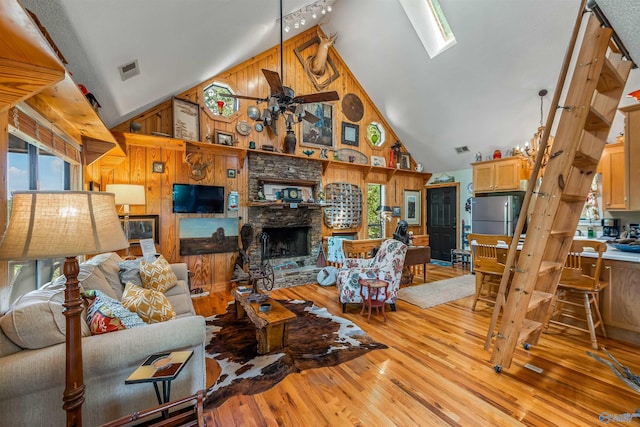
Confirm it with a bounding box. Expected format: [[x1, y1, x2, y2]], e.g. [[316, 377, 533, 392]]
[[193, 265, 640, 426]]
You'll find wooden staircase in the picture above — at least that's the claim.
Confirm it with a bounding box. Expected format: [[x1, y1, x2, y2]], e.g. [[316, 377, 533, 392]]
[[485, 7, 633, 372]]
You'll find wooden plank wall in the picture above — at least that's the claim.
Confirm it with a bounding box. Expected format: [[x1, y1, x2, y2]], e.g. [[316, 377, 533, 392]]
[[97, 26, 429, 291]]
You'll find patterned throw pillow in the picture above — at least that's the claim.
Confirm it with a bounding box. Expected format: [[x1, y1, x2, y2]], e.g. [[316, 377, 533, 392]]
[[139, 255, 177, 293], [118, 258, 143, 287], [81, 289, 145, 335], [121, 282, 176, 323]]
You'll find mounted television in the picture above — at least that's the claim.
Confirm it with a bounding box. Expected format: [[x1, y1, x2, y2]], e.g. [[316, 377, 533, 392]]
[[172, 183, 224, 214]]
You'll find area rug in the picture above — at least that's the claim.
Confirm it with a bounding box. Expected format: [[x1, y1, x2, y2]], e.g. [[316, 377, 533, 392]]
[[430, 259, 452, 267], [397, 274, 475, 309], [204, 299, 387, 408]]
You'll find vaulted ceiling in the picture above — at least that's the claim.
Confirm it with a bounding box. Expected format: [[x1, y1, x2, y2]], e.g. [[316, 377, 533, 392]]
[[20, 0, 640, 173]]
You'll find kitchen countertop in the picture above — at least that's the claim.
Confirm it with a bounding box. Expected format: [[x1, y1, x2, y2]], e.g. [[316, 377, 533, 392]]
[[480, 237, 640, 263]]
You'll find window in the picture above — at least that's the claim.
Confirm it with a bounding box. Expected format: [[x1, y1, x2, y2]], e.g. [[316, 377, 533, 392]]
[[203, 81, 239, 117], [2, 134, 70, 312], [398, 0, 457, 59], [367, 184, 386, 239]]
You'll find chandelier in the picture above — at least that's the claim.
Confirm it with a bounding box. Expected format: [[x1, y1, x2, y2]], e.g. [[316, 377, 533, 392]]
[[515, 89, 554, 173]]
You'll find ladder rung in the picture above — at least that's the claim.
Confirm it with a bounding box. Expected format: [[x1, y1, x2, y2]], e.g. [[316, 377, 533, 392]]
[[573, 152, 600, 169], [517, 319, 543, 345], [538, 261, 564, 276], [560, 194, 586, 203], [597, 55, 625, 93], [550, 229, 575, 238], [527, 290, 554, 312], [585, 106, 612, 131]]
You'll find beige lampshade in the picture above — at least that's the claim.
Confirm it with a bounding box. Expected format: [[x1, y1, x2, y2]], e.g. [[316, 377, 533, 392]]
[[104, 184, 146, 206], [0, 191, 129, 261]]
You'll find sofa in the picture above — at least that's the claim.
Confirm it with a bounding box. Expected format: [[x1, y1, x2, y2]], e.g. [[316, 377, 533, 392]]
[[0, 252, 206, 427]]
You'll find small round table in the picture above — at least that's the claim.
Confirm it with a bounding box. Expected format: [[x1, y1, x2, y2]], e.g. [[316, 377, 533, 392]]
[[359, 278, 389, 322]]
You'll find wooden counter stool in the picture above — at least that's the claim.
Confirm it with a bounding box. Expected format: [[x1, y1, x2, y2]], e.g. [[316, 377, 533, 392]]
[[359, 278, 389, 322]]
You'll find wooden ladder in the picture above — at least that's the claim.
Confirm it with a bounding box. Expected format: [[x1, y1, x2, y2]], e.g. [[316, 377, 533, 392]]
[[485, 6, 633, 372]]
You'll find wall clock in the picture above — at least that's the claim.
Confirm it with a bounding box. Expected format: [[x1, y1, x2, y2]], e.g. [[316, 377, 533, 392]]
[[283, 187, 302, 202], [467, 182, 473, 194]]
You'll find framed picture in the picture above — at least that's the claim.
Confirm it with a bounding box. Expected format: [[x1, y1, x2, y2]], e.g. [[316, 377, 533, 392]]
[[371, 155, 386, 167], [119, 215, 159, 244], [214, 130, 234, 146], [301, 103, 334, 149], [227, 168, 236, 178], [179, 218, 239, 256], [172, 97, 200, 142], [403, 190, 421, 226], [399, 153, 411, 170], [341, 122, 359, 147], [152, 161, 165, 173], [392, 206, 401, 217]]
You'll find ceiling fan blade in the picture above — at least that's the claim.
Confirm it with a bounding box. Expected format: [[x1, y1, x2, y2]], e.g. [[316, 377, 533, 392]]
[[302, 111, 320, 124], [262, 69, 285, 97], [292, 91, 340, 104], [224, 93, 267, 102]]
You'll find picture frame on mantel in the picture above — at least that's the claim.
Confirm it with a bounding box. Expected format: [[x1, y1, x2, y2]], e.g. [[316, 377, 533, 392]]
[[403, 190, 421, 226], [172, 97, 200, 142]]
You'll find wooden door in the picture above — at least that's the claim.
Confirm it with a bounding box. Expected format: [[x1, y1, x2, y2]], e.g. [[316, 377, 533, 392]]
[[426, 185, 458, 261]]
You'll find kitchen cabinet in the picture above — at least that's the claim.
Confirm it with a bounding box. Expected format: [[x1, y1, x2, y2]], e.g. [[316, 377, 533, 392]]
[[601, 259, 640, 344], [601, 104, 640, 211], [471, 157, 529, 194]]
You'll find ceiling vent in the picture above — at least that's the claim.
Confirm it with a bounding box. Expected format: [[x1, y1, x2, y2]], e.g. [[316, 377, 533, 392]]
[[118, 60, 140, 81], [455, 146, 470, 154]]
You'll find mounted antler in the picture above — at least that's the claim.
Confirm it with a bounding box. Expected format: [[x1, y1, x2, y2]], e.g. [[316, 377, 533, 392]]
[[185, 153, 208, 181], [310, 30, 338, 76]]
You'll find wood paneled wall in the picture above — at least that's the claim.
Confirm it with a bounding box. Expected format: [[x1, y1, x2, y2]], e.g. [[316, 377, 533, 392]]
[[97, 26, 429, 291]]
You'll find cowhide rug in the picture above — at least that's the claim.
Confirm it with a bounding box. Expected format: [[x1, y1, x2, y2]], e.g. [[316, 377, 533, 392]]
[[204, 299, 387, 408]]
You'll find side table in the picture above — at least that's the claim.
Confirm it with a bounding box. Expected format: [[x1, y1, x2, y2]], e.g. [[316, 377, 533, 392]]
[[359, 278, 389, 322], [126, 350, 193, 417]]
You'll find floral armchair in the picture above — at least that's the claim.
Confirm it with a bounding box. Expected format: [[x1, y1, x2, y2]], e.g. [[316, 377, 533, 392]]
[[336, 239, 408, 313]]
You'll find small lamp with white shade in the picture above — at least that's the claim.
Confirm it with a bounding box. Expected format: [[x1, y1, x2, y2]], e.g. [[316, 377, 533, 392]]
[[105, 184, 145, 256]]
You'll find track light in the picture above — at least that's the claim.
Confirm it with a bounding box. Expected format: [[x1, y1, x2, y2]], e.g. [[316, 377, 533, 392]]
[[284, 24, 290, 32]]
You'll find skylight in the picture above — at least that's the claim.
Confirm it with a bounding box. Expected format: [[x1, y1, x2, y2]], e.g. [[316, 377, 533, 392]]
[[398, 0, 456, 59]]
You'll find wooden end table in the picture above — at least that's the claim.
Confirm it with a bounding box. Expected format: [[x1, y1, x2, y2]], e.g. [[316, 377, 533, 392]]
[[233, 290, 296, 354], [359, 279, 389, 322]]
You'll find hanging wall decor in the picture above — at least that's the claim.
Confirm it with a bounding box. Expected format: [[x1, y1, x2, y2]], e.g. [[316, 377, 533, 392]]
[[323, 183, 362, 229]]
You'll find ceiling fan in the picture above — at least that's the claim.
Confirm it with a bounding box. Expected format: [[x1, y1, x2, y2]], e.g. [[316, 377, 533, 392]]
[[225, 0, 339, 135]]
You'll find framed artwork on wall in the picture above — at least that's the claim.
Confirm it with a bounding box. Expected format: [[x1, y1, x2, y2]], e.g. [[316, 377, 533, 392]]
[[403, 190, 421, 226], [341, 122, 359, 147], [119, 215, 159, 244], [179, 218, 239, 256], [399, 153, 411, 170], [302, 103, 334, 149], [172, 97, 200, 142], [214, 130, 234, 146]]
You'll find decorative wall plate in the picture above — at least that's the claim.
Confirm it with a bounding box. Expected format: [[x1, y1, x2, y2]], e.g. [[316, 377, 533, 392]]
[[236, 120, 252, 136], [255, 123, 264, 132], [342, 93, 364, 122]]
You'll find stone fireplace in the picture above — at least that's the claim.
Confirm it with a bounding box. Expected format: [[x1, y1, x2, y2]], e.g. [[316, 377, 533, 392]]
[[247, 151, 324, 288]]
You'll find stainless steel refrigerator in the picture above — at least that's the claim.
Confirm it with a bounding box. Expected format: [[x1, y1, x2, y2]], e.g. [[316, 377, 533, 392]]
[[471, 193, 525, 236]]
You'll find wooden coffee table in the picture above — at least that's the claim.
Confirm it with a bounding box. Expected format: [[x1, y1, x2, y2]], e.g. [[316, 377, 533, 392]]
[[233, 290, 296, 354]]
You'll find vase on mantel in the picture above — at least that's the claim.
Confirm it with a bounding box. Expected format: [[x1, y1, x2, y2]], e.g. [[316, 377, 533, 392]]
[[284, 130, 297, 154]]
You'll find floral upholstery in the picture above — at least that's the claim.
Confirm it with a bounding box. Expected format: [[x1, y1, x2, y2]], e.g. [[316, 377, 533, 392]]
[[336, 239, 407, 312]]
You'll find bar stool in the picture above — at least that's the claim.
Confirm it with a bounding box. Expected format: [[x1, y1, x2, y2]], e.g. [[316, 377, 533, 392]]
[[546, 240, 608, 350]]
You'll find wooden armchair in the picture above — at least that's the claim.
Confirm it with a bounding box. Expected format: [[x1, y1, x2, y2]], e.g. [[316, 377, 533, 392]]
[[468, 234, 512, 311], [546, 239, 608, 350]]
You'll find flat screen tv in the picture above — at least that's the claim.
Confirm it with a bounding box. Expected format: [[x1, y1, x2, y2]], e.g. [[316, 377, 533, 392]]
[[172, 183, 224, 214]]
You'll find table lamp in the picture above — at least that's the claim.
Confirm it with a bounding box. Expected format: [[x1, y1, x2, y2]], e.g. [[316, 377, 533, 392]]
[[0, 191, 129, 427], [105, 184, 145, 256]]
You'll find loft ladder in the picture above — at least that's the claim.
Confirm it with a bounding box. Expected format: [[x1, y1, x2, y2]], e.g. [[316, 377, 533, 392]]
[[485, 3, 633, 372]]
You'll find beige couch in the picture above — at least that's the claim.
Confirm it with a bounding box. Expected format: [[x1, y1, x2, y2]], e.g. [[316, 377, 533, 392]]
[[0, 252, 206, 427]]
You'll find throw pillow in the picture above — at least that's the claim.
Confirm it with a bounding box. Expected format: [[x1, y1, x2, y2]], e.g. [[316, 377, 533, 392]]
[[118, 258, 143, 287], [139, 255, 177, 293], [121, 282, 176, 323], [82, 289, 145, 335], [0, 287, 91, 349], [84, 252, 125, 299]]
